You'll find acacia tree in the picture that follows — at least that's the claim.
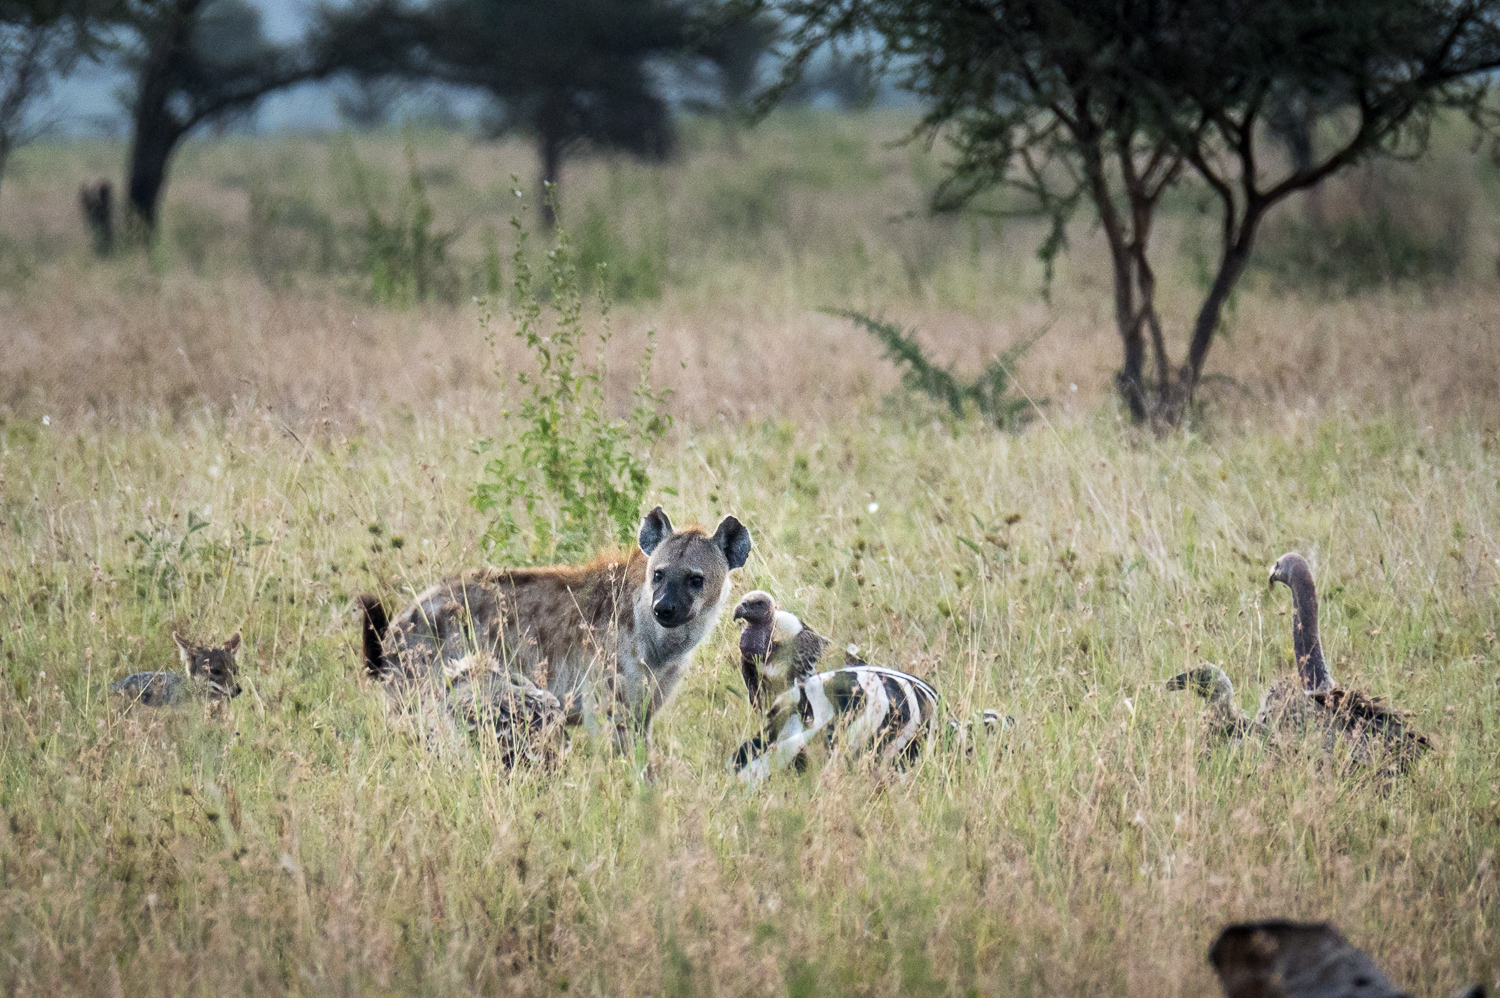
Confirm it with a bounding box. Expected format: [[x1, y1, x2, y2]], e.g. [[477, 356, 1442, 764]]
[[319, 0, 688, 228], [766, 0, 1500, 426], [121, 0, 326, 230]]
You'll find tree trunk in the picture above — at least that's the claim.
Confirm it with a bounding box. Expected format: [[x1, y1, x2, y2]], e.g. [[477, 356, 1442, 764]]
[[127, 121, 180, 233], [1114, 279, 1148, 423], [1155, 222, 1258, 425], [127, 44, 186, 234], [538, 133, 562, 230], [126, 0, 199, 233], [1082, 143, 1146, 424]]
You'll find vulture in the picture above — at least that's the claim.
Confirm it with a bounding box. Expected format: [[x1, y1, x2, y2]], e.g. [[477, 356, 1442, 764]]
[[732, 590, 830, 709], [1169, 553, 1429, 772]]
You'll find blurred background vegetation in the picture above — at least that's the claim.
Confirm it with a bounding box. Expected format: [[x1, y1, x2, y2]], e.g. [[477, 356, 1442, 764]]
[[3, 0, 1500, 437]]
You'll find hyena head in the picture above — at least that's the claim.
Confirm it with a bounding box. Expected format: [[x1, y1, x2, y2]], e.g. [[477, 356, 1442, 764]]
[[173, 631, 243, 698], [637, 506, 752, 630]]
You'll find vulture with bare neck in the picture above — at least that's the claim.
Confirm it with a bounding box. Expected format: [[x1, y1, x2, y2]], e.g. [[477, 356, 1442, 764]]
[[1169, 553, 1429, 772]]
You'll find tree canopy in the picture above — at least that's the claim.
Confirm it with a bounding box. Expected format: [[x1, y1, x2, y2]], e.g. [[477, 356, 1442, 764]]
[[0, 0, 112, 202], [318, 0, 690, 227]]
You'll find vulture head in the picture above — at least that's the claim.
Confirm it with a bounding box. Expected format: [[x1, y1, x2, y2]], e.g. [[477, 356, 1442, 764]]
[[1167, 664, 1235, 705], [734, 590, 778, 706], [1268, 551, 1314, 591]]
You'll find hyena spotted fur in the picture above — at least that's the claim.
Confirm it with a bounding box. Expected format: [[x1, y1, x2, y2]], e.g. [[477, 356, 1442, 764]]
[[358, 506, 752, 754], [111, 632, 243, 706]]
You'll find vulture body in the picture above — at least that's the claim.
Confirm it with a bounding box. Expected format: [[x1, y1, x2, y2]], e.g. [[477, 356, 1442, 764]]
[[1208, 919, 1484, 998], [732, 590, 830, 709], [1168, 553, 1429, 772]]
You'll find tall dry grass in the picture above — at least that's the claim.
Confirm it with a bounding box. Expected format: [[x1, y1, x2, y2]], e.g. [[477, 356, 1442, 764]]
[[1, 408, 1497, 996], [0, 112, 1497, 997]]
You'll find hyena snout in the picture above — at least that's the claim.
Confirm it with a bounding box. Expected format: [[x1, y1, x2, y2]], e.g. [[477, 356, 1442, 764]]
[[208, 672, 242, 697], [651, 581, 698, 628]]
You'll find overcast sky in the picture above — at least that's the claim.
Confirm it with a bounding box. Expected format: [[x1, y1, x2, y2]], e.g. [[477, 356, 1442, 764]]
[[48, 0, 346, 134]]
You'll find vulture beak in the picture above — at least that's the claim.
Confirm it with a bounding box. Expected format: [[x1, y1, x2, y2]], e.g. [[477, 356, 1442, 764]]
[[733, 603, 749, 622]]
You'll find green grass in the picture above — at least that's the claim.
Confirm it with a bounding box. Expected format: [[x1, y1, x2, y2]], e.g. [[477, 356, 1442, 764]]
[[1, 107, 1498, 997], [1, 408, 1497, 996]]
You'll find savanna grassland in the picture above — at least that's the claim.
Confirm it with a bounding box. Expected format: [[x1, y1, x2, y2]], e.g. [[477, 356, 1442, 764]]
[[0, 111, 1498, 997]]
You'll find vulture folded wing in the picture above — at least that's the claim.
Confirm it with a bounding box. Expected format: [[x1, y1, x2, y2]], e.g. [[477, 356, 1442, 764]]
[[1312, 688, 1431, 756], [789, 625, 829, 681]]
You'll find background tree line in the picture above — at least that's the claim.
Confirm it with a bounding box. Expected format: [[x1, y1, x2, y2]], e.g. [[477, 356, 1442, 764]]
[[5, 0, 1500, 427]]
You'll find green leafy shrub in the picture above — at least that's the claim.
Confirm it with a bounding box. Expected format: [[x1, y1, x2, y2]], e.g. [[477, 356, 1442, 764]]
[[124, 511, 211, 597], [168, 204, 227, 274], [575, 201, 664, 303], [247, 182, 338, 287], [470, 200, 672, 564], [831, 309, 1043, 430], [333, 134, 461, 305], [1256, 211, 1465, 294]]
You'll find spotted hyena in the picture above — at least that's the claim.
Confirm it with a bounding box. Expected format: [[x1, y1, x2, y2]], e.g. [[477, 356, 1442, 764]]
[[358, 506, 752, 749]]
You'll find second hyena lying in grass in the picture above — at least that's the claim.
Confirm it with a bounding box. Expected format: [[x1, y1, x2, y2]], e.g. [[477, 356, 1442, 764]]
[[111, 632, 243, 706], [357, 506, 752, 757]]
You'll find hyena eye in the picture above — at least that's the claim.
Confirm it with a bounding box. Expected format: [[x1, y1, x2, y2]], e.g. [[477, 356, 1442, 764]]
[[687, 574, 704, 591], [652, 569, 665, 584]]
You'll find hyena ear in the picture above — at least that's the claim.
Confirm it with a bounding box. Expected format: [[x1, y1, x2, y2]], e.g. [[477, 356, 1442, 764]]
[[639, 506, 673, 555], [712, 516, 752, 570], [223, 633, 241, 654]]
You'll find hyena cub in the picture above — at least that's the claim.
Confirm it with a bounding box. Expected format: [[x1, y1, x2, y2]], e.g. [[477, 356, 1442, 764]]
[[111, 632, 243, 706], [358, 506, 752, 752]]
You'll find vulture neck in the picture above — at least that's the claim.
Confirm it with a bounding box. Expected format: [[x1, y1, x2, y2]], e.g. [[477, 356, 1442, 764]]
[[1286, 567, 1333, 691]]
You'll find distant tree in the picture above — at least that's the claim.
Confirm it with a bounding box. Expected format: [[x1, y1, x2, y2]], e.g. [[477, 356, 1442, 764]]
[[334, 74, 408, 131], [780, 47, 875, 110], [318, 0, 689, 228], [688, 1, 777, 129], [765, 0, 1500, 427], [119, 0, 327, 230], [0, 0, 105, 205]]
